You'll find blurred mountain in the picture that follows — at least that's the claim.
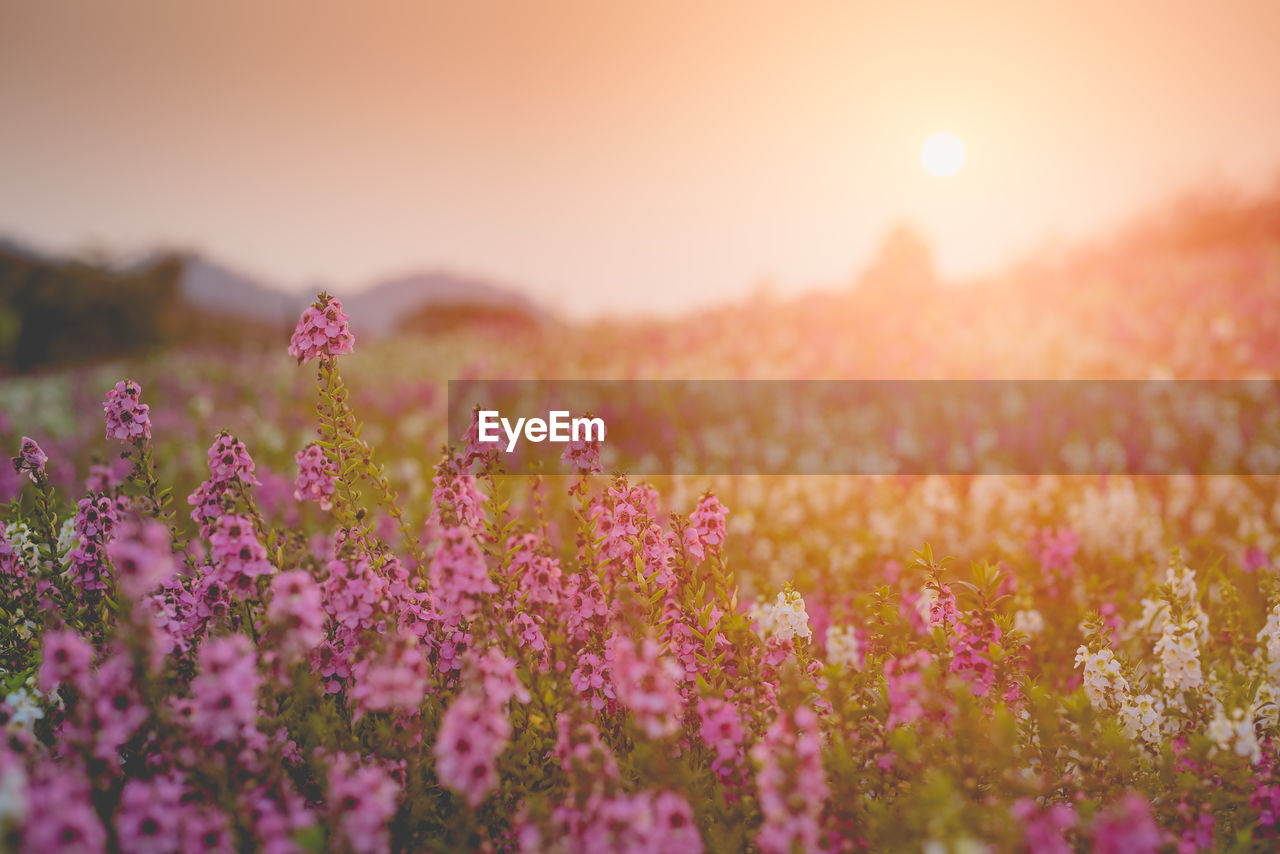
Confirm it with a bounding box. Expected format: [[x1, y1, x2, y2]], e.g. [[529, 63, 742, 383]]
[[344, 272, 550, 336], [0, 239, 183, 372], [179, 255, 306, 326]]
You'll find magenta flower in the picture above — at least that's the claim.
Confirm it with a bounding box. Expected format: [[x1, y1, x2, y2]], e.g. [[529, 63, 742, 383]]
[[293, 444, 337, 511], [38, 628, 94, 693], [433, 691, 511, 808], [266, 570, 328, 662], [350, 631, 430, 719], [10, 436, 47, 481], [103, 379, 151, 442], [22, 764, 108, 852], [183, 634, 261, 745], [115, 774, 185, 854], [1091, 792, 1162, 854], [288, 294, 355, 364], [327, 753, 400, 854], [752, 704, 829, 854], [107, 518, 178, 599], [206, 432, 261, 486], [607, 634, 683, 739]]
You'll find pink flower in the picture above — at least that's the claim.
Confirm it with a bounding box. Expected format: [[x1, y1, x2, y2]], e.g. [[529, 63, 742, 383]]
[[68, 493, 123, 592], [288, 294, 355, 364], [22, 763, 107, 853], [115, 774, 185, 854], [107, 517, 178, 599], [1091, 792, 1162, 854], [10, 436, 47, 481], [751, 705, 829, 854], [103, 379, 151, 442], [1012, 798, 1076, 854], [294, 444, 337, 510], [184, 634, 261, 745], [884, 650, 933, 728], [553, 714, 619, 779], [433, 691, 511, 808], [428, 526, 497, 625], [351, 631, 430, 718], [560, 431, 603, 475], [0, 526, 26, 580], [429, 462, 486, 531], [38, 629, 94, 693], [328, 753, 400, 854], [469, 647, 531, 706], [608, 634, 683, 738], [81, 653, 149, 766], [208, 514, 276, 597], [570, 651, 615, 712], [687, 492, 728, 558], [697, 695, 746, 768], [206, 432, 261, 486], [266, 570, 328, 662]]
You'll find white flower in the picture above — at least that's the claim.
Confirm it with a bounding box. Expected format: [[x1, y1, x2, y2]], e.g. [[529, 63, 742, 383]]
[[1013, 609, 1044, 636], [769, 589, 812, 642], [0, 762, 27, 829], [1258, 604, 1280, 681], [1119, 692, 1164, 745], [825, 625, 860, 669], [1075, 646, 1130, 712], [1208, 707, 1261, 764], [748, 599, 776, 638], [1154, 618, 1203, 694], [4, 688, 43, 732], [4, 523, 40, 571]]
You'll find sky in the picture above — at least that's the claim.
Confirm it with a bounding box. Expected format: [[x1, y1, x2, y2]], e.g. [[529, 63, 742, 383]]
[[2, 1, 1280, 318]]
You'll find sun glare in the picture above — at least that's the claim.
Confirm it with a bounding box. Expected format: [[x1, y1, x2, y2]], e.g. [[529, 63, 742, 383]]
[[921, 133, 965, 177]]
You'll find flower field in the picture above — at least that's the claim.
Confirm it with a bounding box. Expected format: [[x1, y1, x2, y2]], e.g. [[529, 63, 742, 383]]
[[3, 235, 1280, 853]]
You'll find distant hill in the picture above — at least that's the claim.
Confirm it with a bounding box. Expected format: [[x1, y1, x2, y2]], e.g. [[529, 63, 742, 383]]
[[178, 256, 306, 326], [178, 256, 547, 336], [344, 272, 550, 336], [0, 241, 183, 372]]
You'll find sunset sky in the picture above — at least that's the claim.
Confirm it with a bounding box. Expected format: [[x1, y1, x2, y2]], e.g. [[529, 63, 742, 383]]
[[3, 1, 1280, 317]]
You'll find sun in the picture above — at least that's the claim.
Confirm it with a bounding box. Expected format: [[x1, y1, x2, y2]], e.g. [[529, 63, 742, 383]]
[[921, 133, 965, 177]]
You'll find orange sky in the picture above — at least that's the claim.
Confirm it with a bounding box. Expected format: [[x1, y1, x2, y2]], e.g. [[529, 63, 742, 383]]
[[3, 1, 1280, 317]]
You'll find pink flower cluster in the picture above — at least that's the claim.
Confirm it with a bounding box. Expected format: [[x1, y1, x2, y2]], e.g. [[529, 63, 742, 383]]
[[697, 695, 747, 784], [684, 492, 728, 561], [189, 433, 261, 539], [1011, 798, 1077, 854], [208, 513, 276, 597], [103, 379, 151, 442], [1091, 792, 1162, 854], [10, 436, 47, 481], [560, 432, 604, 475], [265, 569, 328, 663], [607, 634, 684, 739], [433, 691, 511, 808], [106, 517, 178, 599], [327, 752, 401, 854], [351, 630, 430, 719], [429, 526, 497, 626], [206, 432, 261, 486], [67, 493, 123, 592], [527, 788, 703, 854], [293, 443, 337, 511], [116, 772, 234, 853], [288, 294, 355, 364], [178, 634, 261, 745], [751, 704, 829, 854]]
